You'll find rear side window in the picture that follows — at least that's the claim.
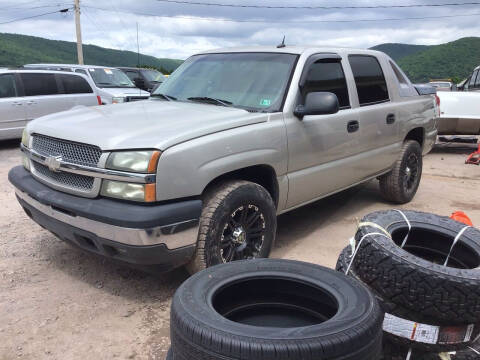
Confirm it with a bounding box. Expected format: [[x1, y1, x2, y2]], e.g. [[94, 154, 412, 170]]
[[0, 74, 17, 98], [59, 74, 93, 94], [302, 60, 350, 108], [349, 55, 389, 106], [20, 73, 59, 96]]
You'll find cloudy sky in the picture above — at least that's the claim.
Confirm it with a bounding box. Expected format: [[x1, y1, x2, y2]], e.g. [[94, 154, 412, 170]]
[[1, 0, 479, 59]]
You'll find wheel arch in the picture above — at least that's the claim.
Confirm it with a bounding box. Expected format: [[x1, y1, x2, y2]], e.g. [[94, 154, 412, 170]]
[[202, 165, 279, 208], [404, 127, 425, 147]]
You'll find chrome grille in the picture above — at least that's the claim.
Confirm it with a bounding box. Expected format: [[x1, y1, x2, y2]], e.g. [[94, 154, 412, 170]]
[[32, 134, 102, 167], [32, 162, 94, 192]]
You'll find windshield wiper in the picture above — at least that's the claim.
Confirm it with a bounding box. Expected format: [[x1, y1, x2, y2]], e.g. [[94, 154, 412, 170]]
[[151, 93, 177, 101], [188, 97, 233, 107]]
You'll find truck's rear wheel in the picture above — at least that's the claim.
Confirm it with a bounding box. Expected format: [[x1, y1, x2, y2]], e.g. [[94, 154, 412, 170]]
[[379, 140, 422, 204], [186, 180, 277, 275]]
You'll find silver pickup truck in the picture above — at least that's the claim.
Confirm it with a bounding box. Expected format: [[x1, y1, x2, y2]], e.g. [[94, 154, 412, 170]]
[[9, 46, 437, 274]]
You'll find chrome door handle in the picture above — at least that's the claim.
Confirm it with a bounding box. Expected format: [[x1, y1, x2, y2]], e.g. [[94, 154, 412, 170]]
[[347, 120, 360, 133]]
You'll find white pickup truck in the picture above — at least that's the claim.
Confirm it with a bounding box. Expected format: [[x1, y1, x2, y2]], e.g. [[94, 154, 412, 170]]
[[436, 65, 480, 135]]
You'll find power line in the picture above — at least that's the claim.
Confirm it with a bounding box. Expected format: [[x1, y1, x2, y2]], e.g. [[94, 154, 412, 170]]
[[0, 0, 70, 11], [155, 0, 480, 10], [0, 4, 73, 12], [0, 7, 71, 25], [83, 5, 480, 23]]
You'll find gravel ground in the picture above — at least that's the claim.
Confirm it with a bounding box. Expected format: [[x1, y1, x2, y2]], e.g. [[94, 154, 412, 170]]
[[0, 138, 479, 360]]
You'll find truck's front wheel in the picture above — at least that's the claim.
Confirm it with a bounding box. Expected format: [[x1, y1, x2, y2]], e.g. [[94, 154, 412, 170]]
[[186, 180, 277, 275]]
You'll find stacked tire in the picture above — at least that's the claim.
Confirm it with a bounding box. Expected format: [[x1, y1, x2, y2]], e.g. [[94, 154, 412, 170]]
[[336, 210, 480, 359], [167, 259, 385, 359]]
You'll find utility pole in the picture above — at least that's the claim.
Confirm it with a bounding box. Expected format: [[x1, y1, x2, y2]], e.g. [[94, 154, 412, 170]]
[[136, 22, 140, 67], [74, 0, 84, 65]]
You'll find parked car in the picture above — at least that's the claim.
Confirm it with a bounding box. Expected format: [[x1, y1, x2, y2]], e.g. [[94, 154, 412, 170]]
[[436, 65, 480, 135], [24, 64, 150, 104], [429, 80, 453, 91], [0, 69, 100, 140], [10, 47, 436, 274], [118, 67, 167, 93]]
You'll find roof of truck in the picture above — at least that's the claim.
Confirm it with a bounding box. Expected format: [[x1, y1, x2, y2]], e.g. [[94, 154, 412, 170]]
[[200, 46, 385, 57]]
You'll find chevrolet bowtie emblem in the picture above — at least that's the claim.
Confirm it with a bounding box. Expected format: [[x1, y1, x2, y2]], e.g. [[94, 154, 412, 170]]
[[45, 155, 62, 172]]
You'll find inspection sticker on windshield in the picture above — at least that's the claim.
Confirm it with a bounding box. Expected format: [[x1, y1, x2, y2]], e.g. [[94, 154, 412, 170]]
[[104, 69, 113, 74], [260, 99, 271, 107]]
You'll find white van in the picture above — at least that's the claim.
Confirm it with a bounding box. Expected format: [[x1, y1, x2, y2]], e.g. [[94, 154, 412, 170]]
[[0, 69, 99, 140], [24, 64, 150, 104]]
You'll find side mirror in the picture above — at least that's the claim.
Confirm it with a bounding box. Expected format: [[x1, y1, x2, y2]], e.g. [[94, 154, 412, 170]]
[[294, 92, 339, 119]]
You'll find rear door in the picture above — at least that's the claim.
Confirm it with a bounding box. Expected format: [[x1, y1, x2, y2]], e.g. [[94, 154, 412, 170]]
[[57, 73, 97, 107], [347, 55, 400, 176], [18, 73, 68, 120], [0, 73, 28, 139]]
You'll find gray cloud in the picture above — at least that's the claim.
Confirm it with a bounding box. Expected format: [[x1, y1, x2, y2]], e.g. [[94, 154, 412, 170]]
[[0, 0, 479, 59]]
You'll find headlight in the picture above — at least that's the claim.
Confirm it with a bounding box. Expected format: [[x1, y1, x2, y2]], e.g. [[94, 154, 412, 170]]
[[21, 129, 30, 148], [112, 97, 125, 104], [106, 151, 160, 173], [22, 152, 30, 171], [100, 181, 156, 202]]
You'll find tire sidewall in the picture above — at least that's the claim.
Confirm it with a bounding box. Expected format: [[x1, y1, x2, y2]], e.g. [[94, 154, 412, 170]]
[[399, 141, 423, 201], [172, 259, 382, 343], [204, 183, 277, 267]]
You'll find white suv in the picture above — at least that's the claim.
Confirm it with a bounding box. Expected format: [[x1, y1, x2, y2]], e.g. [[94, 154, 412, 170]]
[[24, 64, 151, 104], [0, 69, 99, 140]]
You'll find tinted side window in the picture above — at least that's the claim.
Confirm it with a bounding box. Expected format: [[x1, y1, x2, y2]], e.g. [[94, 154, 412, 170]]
[[60, 74, 93, 94], [124, 71, 138, 81], [0, 74, 17, 98], [349, 55, 389, 106], [303, 61, 350, 108], [20, 73, 59, 96]]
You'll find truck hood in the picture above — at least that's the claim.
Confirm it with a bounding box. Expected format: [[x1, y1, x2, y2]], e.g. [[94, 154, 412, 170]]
[[27, 100, 268, 151]]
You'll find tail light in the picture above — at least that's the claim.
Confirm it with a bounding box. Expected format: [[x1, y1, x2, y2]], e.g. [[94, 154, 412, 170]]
[[97, 95, 102, 105], [434, 94, 440, 117]]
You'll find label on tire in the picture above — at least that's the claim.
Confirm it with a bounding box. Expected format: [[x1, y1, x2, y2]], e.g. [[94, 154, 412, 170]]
[[383, 313, 475, 345]]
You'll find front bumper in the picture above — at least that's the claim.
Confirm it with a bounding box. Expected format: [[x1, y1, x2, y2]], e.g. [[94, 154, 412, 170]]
[[9, 166, 201, 271]]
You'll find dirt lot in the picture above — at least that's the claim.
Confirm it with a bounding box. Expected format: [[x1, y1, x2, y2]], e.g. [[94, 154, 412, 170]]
[[1, 138, 479, 360]]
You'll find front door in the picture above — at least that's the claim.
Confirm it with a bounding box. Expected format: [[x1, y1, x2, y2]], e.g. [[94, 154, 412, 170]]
[[285, 56, 362, 208]]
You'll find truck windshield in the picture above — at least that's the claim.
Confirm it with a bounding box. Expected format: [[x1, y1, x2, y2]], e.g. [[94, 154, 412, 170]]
[[88, 68, 136, 88], [153, 53, 298, 112]]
